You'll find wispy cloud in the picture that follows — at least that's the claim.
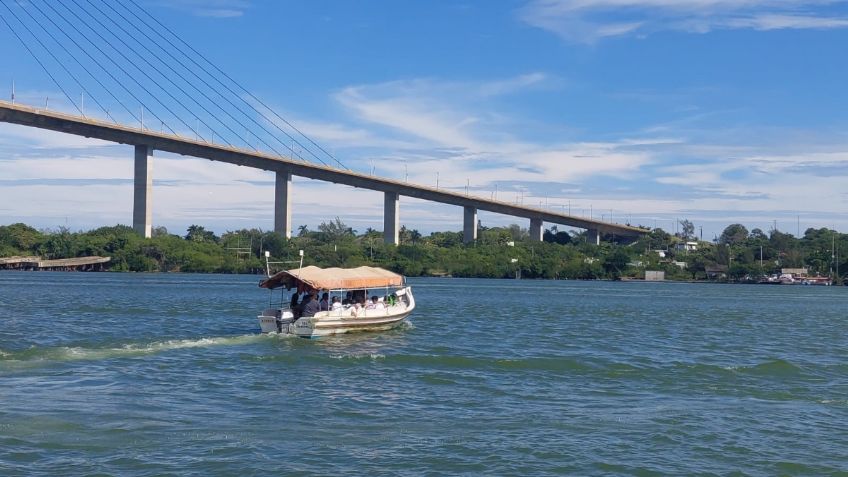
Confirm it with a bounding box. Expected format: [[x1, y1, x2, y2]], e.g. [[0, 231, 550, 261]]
[[156, 0, 250, 18], [520, 0, 848, 42], [333, 75, 653, 185]]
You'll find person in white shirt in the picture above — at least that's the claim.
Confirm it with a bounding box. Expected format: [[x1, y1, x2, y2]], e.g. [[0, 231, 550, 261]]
[[331, 296, 343, 311]]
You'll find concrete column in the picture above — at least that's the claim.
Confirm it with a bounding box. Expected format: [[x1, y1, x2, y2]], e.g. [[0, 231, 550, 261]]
[[274, 170, 292, 238], [529, 218, 543, 242], [463, 206, 477, 244], [132, 145, 152, 238], [587, 228, 601, 245], [384, 191, 399, 245]]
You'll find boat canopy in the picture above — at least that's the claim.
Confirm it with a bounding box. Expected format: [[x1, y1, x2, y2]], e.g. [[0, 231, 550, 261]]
[[259, 265, 404, 290]]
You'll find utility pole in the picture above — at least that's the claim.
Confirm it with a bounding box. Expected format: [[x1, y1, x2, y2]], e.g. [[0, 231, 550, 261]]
[[832, 232, 836, 284], [760, 245, 763, 272]]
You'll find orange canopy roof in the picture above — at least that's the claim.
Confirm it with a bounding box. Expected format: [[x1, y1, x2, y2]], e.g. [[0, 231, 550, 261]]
[[259, 265, 404, 290]]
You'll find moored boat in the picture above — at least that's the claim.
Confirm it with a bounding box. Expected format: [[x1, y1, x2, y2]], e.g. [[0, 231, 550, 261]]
[[257, 262, 414, 338]]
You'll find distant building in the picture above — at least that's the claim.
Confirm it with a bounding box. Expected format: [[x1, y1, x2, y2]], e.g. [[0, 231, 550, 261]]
[[781, 268, 808, 277], [705, 265, 728, 280], [645, 270, 665, 281], [675, 241, 699, 252]]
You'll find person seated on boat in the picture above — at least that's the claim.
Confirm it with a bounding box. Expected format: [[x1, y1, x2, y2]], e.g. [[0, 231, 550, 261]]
[[331, 296, 343, 311], [375, 296, 386, 310], [342, 291, 353, 305], [350, 302, 362, 317], [300, 290, 320, 318], [289, 293, 300, 318], [386, 294, 397, 307], [319, 292, 330, 311], [366, 296, 378, 310]]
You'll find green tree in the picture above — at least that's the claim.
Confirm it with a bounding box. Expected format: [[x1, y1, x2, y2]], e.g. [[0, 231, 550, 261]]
[[720, 224, 749, 245], [185, 225, 218, 243]]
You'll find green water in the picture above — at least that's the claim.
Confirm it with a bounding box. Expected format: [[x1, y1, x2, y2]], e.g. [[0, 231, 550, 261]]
[[1, 272, 846, 475]]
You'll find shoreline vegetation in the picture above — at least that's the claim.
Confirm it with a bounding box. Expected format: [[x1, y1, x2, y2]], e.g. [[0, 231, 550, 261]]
[[1, 220, 846, 284]]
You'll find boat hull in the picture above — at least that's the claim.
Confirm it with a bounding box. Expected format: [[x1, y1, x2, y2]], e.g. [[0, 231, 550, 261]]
[[291, 310, 412, 338], [257, 286, 415, 338]]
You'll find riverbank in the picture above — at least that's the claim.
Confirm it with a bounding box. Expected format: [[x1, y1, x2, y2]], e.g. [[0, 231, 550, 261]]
[[1, 221, 846, 283]]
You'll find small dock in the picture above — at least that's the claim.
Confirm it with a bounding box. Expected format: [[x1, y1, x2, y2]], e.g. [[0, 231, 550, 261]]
[[0, 256, 111, 271]]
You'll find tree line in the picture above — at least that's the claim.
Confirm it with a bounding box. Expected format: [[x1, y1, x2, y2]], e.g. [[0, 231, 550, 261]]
[[0, 220, 845, 284]]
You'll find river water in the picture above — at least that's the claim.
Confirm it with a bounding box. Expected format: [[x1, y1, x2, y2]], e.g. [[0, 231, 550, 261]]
[[1, 272, 846, 475]]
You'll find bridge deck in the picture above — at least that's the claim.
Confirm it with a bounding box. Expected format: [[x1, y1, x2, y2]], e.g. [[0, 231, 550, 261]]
[[0, 101, 647, 236]]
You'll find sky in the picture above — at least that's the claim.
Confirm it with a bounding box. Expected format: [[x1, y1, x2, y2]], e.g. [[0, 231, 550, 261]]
[[1, 0, 848, 239]]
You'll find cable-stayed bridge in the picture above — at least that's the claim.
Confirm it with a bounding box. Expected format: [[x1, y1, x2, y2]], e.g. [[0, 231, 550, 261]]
[[0, 0, 647, 243]]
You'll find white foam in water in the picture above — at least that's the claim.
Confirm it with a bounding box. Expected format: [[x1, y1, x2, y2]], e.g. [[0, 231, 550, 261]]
[[3, 335, 267, 363], [331, 352, 386, 360]]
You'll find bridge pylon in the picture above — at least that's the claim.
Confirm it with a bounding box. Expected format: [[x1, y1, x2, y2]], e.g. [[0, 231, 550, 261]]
[[133, 145, 153, 238]]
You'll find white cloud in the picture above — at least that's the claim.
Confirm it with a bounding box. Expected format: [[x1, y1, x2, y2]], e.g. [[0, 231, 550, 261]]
[[333, 77, 655, 187], [520, 0, 848, 42], [157, 0, 249, 18], [5, 72, 848, 237], [0, 122, 113, 149], [477, 72, 549, 97]]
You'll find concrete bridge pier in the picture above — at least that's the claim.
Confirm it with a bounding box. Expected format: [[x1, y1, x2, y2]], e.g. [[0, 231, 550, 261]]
[[463, 206, 477, 244], [274, 170, 292, 238], [529, 218, 543, 242], [587, 228, 600, 245], [384, 191, 399, 245], [132, 145, 152, 238]]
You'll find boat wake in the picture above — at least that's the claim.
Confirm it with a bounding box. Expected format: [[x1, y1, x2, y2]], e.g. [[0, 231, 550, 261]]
[[0, 334, 269, 364]]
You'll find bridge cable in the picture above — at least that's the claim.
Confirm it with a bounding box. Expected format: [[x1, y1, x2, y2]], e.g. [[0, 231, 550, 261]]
[[52, 0, 199, 136], [122, 0, 349, 170], [0, 1, 84, 116], [117, 0, 328, 166], [93, 0, 292, 158], [80, 0, 258, 149], [42, 0, 176, 134], [101, 0, 317, 160], [63, 0, 218, 141], [34, 0, 153, 126], [17, 0, 129, 123]]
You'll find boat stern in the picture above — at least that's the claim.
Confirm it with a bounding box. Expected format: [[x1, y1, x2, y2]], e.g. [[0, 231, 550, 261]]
[[257, 309, 294, 334]]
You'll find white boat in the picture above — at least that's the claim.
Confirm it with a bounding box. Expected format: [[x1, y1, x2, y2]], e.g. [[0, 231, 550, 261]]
[[257, 263, 415, 338]]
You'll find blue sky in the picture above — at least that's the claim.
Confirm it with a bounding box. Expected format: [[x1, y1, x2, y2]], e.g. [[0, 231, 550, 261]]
[[1, 0, 848, 239]]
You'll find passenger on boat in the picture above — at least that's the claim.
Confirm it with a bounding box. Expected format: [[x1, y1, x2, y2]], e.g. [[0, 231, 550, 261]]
[[342, 292, 353, 305], [300, 290, 320, 317], [331, 296, 343, 311], [350, 302, 362, 317], [366, 296, 378, 310], [375, 297, 386, 310], [290, 293, 300, 318], [319, 292, 330, 311]]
